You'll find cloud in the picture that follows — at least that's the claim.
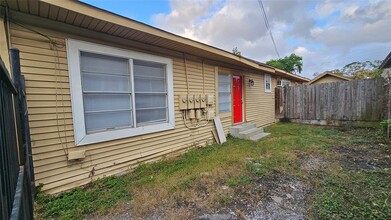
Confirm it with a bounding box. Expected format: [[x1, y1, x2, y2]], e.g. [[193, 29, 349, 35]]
[[312, 0, 391, 49], [342, 5, 359, 17], [152, 0, 391, 78], [294, 46, 309, 55]]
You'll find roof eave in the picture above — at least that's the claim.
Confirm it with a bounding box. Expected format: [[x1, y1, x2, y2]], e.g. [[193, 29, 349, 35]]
[[308, 72, 350, 84], [12, 0, 311, 81], [274, 69, 310, 82], [380, 52, 391, 69]]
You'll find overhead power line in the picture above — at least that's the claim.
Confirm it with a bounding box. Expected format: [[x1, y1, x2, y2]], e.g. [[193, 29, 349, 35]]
[[257, 0, 280, 58]]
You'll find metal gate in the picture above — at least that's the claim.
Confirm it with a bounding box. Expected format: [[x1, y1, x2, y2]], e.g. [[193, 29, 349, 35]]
[[0, 48, 35, 220]]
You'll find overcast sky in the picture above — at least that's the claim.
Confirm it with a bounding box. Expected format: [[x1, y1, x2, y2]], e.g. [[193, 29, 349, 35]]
[[82, 0, 391, 79]]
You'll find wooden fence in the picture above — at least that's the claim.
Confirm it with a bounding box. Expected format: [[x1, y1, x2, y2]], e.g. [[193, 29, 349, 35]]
[[276, 77, 385, 122]]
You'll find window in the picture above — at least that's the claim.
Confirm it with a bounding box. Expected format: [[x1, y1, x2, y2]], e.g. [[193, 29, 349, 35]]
[[264, 73, 271, 92], [218, 73, 231, 113], [134, 60, 168, 126], [81, 52, 133, 133], [67, 39, 174, 146]]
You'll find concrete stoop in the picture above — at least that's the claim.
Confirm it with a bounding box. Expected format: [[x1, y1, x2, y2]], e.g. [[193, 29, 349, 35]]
[[229, 123, 270, 141]]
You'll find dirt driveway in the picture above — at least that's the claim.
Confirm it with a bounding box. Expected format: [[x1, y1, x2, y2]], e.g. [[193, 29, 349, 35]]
[[94, 126, 390, 220]]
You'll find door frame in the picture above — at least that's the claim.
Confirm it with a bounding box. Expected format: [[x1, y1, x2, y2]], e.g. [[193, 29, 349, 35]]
[[232, 74, 245, 124], [216, 67, 246, 125]]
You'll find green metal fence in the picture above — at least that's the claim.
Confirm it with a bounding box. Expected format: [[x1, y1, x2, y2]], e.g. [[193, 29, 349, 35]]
[[0, 49, 34, 220]]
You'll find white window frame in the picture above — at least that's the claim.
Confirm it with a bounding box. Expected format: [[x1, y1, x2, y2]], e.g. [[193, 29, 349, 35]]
[[218, 73, 232, 114], [66, 39, 175, 146], [264, 73, 272, 93]]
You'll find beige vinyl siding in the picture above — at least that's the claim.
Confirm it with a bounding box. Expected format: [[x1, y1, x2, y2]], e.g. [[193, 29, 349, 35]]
[[0, 16, 10, 72], [311, 75, 348, 84], [244, 73, 276, 127], [11, 22, 279, 194], [215, 70, 276, 131], [10, 23, 217, 194], [219, 113, 232, 135]]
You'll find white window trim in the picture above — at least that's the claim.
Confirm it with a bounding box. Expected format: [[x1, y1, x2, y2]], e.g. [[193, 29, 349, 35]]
[[264, 73, 272, 93], [66, 39, 175, 146], [218, 72, 232, 114]]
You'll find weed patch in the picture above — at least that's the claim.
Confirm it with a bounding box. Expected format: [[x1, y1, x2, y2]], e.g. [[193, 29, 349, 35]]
[[312, 170, 391, 219], [35, 176, 131, 219], [226, 175, 252, 187], [34, 123, 390, 219]]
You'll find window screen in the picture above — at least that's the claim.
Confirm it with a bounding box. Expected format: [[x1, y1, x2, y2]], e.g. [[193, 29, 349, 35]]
[[218, 73, 232, 113], [80, 52, 133, 133]]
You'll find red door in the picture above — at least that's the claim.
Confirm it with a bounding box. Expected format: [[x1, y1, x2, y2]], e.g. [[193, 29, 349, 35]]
[[233, 75, 243, 123]]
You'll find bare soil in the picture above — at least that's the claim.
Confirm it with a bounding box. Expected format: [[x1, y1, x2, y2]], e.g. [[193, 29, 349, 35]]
[[91, 129, 390, 220]]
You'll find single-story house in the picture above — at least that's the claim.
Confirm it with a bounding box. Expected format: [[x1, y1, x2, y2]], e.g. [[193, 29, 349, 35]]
[[0, 0, 308, 194], [380, 52, 391, 78], [308, 71, 350, 85]]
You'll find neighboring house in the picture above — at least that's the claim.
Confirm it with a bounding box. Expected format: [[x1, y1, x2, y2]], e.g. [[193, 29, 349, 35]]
[[308, 71, 350, 85], [380, 52, 391, 78], [0, 0, 309, 194]]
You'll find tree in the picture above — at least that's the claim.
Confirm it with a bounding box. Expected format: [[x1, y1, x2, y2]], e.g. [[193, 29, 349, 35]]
[[313, 69, 343, 77], [314, 60, 382, 79], [341, 61, 382, 79], [232, 47, 241, 56], [266, 53, 303, 74]]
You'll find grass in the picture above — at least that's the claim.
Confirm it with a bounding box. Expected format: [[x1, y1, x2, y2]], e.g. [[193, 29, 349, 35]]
[[34, 123, 391, 219], [35, 176, 131, 219], [312, 171, 391, 219]]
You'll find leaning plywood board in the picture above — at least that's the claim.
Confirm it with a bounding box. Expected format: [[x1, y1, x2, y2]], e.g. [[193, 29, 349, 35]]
[[213, 117, 226, 144], [211, 129, 220, 144]]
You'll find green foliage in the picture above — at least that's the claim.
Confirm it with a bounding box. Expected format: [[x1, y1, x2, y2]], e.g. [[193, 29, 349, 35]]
[[226, 175, 252, 187], [172, 176, 197, 190], [314, 60, 382, 79], [266, 53, 303, 74], [342, 61, 382, 79], [216, 194, 233, 206], [380, 119, 391, 134], [35, 123, 390, 219], [312, 171, 391, 220], [35, 176, 132, 219]]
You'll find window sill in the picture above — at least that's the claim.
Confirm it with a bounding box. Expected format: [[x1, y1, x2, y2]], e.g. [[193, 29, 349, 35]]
[[76, 122, 175, 146]]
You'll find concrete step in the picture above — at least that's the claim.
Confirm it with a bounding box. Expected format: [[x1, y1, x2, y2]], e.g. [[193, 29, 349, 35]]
[[249, 132, 271, 141], [238, 127, 264, 139], [229, 123, 256, 137]]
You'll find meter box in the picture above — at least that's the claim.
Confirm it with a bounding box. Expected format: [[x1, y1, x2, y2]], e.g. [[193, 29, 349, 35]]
[[188, 94, 195, 109], [179, 94, 188, 110], [206, 94, 214, 105], [200, 94, 207, 108], [194, 94, 201, 109]]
